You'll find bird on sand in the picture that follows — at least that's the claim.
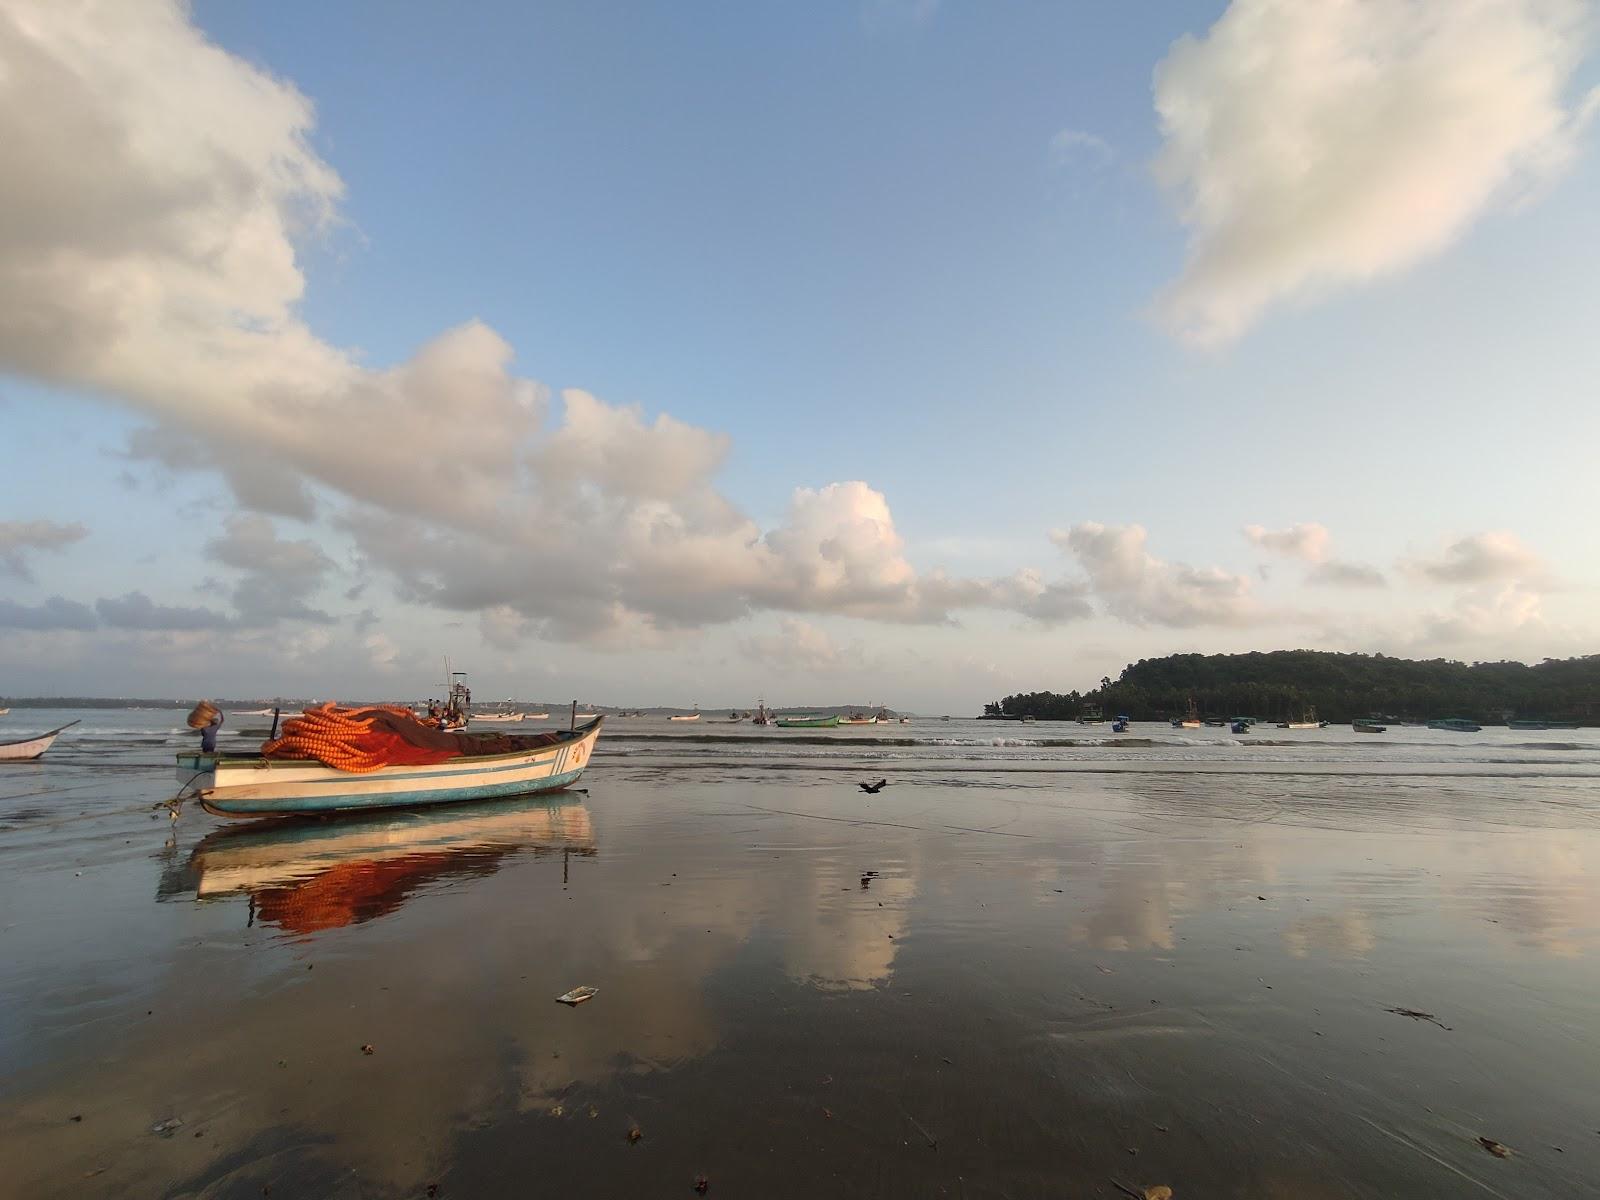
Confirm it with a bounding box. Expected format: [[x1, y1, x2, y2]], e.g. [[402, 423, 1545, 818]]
[[858, 779, 888, 794]]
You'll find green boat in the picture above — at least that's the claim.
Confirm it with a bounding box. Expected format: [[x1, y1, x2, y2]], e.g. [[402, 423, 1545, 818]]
[[776, 714, 841, 728], [1427, 717, 1481, 732]]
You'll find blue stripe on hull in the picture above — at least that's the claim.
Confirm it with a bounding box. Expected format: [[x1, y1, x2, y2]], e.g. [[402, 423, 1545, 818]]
[[201, 767, 588, 817]]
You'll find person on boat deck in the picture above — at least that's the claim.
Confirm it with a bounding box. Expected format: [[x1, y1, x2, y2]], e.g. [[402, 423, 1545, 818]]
[[199, 710, 223, 753]]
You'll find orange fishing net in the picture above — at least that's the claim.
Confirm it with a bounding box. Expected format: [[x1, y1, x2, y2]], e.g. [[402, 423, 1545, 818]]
[[262, 703, 461, 773]]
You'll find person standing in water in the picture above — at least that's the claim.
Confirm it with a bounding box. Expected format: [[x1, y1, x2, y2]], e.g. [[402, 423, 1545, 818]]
[[189, 700, 224, 752]]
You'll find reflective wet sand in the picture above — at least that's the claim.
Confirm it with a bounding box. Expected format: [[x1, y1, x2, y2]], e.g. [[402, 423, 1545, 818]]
[[2, 713, 1598, 1197]]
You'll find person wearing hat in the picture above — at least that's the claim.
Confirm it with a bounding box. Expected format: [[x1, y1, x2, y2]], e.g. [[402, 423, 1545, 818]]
[[188, 701, 224, 753]]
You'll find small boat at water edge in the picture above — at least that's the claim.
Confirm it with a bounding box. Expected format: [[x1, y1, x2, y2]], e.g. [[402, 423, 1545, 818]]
[[473, 711, 526, 723], [669, 706, 701, 722], [178, 717, 603, 817], [1426, 717, 1481, 732], [1353, 719, 1387, 733], [0, 707, 10, 716], [1111, 715, 1130, 733], [1171, 698, 1201, 729], [0, 720, 80, 761], [1230, 720, 1250, 734], [840, 712, 878, 725], [777, 714, 841, 728]]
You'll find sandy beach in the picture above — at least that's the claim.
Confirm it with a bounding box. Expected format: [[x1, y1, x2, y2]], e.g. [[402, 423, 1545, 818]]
[[0, 712, 1597, 1197]]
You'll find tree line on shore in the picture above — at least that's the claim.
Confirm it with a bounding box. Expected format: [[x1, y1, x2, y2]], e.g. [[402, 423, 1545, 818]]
[[982, 650, 1600, 725]]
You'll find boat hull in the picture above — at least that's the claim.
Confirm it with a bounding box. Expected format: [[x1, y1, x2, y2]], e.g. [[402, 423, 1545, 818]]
[[776, 716, 840, 728], [0, 733, 58, 761], [180, 719, 602, 817]]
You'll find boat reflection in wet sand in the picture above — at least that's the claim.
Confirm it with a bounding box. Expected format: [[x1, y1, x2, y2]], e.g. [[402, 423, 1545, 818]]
[[158, 796, 595, 935]]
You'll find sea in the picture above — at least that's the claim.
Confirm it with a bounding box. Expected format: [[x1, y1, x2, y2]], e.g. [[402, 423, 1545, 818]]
[[2, 707, 1598, 1198]]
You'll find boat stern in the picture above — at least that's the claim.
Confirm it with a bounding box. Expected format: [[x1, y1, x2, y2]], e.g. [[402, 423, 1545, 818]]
[[175, 752, 218, 792]]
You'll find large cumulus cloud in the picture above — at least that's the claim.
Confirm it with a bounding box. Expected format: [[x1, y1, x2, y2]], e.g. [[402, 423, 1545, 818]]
[[1152, 0, 1598, 345]]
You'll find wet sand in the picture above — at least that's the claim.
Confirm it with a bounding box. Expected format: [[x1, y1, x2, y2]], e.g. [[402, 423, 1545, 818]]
[[3, 713, 1599, 1197]]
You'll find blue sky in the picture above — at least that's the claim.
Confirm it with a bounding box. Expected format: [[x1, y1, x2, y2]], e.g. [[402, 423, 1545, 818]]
[[1, 0, 1597, 709]]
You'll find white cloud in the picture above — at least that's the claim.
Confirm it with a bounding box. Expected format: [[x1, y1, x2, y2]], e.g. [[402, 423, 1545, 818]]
[[0, 519, 88, 580], [739, 618, 860, 673], [1244, 523, 1385, 587], [1406, 531, 1544, 585], [1052, 522, 1260, 627], [0, 3, 1090, 649], [1423, 582, 1546, 643], [1243, 522, 1330, 562], [205, 514, 337, 624], [1152, 0, 1599, 345]]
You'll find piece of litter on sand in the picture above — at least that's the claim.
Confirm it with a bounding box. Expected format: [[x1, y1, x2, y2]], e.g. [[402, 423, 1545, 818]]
[[1384, 1006, 1452, 1031], [151, 1117, 184, 1136], [556, 986, 599, 1006], [1111, 1184, 1171, 1200], [1476, 1137, 1512, 1159]]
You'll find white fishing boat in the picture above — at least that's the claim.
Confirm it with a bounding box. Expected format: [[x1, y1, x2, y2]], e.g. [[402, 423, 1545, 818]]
[[473, 711, 526, 723], [0, 707, 11, 716], [669, 705, 701, 722], [177, 717, 603, 817], [524, 712, 550, 720], [0, 720, 79, 761], [230, 707, 276, 717]]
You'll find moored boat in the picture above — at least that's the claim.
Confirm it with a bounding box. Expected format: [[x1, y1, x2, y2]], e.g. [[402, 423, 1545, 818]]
[[473, 711, 526, 723], [0, 720, 79, 761], [1111, 715, 1130, 733], [1230, 720, 1250, 734], [776, 714, 841, 728], [840, 712, 878, 725], [669, 706, 701, 722], [1353, 718, 1387, 733], [179, 716, 603, 817], [1427, 717, 1482, 732], [1279, 706, 1323, 730], [1171, 698, 1201, 729]]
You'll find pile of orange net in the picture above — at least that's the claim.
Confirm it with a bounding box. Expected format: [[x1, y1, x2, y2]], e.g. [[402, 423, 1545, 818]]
[[262, 703, 461, 774]]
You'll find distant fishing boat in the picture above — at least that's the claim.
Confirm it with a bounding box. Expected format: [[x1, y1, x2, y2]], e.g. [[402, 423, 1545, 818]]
[[1230, 720, 1250, 734], [1020, 715, 1037, 724], [524, 712, 550, 720], [777, 714, 841, 728], [1507, 719, 1549, 730], [230, 707, 275, 717], [752, 700, 774, 726], [1279, 706, 1323, 730], [1353, 718, 1387, 733], [473, 711, 526, 723], [1203, 718, 1227, 727], [0, 707, 10, 716], [1427, 717, 1481, 732], [1111, 715, 1130, 733], [178, 716, 603, 817], [1171, 698, 1201, 729], [0, 720, 79, 761], [840, 712, 878, 725], [669, 705, 701, 722]]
